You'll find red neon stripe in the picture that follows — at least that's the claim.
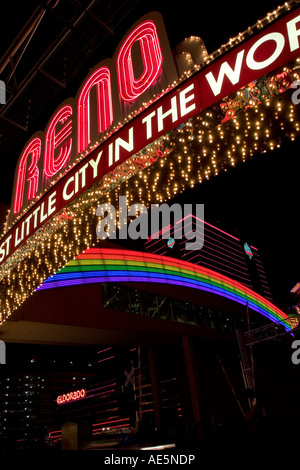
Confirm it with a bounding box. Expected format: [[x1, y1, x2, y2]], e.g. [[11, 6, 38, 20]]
[[181, 222, 249, 263], [97, 347, 112, 354], [181, 250, 252, 282], [77, 249, 212, 272], [92, 418, 130, 427], [88, 383, 116, 393], [77, 249, 253, 289], [178, 215, 240, 243], [97, 356, 115, 363], [87, 389, 115, 398]]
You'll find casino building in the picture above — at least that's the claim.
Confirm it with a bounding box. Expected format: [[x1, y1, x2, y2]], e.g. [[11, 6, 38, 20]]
[[1, 0, 300, 450]]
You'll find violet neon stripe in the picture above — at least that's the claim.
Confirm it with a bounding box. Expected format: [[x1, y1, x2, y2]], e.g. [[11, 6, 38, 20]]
[[37, 267, 289, 327], [36, 249, 292, 330]]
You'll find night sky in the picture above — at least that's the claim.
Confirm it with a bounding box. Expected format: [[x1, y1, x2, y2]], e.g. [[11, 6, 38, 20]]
[[0, 0, 299, 307]]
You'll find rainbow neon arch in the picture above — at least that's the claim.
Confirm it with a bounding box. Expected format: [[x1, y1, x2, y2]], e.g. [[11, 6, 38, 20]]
[[37, 248, 292, 331]]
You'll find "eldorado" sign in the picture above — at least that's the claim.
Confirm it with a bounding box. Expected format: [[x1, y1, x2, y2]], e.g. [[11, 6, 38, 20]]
[[1, 7, 300, 266], [56, 388, 87, 405]]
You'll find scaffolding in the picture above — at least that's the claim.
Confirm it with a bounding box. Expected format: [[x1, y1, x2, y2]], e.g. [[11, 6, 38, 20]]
[[243, 314, 299, 346], [217, 305, 300, 422]]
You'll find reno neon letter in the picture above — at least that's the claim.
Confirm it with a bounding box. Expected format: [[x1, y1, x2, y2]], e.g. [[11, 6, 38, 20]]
[[117, 20, 163, 102], [13, 137, 41, 214], [77, 66, 113, 154], [44, 105, 73, 178]]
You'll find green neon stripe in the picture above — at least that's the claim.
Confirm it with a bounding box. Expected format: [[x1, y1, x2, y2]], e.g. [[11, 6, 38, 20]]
[[65, 260, 278, 314], [60, 260, 283, 321]]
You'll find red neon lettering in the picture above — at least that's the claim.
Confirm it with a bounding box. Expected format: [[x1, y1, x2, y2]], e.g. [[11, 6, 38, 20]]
[[117, 20, 163, 102], [77, 67, 113, 154], [13, 138, 41, 214], [56, 389, 86, 405], [44, 105, 73, 178]]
